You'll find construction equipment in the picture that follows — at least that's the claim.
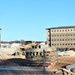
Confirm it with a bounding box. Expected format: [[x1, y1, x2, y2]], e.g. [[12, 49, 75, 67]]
[[25, 42, 37, 49], [14, 42, 37, 56]]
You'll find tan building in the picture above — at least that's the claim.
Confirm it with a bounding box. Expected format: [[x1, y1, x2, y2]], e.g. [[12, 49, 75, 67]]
[[46, 26, 75, 48]]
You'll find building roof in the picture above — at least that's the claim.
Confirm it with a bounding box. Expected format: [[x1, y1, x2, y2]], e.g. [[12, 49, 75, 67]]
[[46, 26, 75, 30]]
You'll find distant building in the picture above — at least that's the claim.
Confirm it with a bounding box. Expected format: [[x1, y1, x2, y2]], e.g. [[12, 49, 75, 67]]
[[10, 43, 21, 48], [1, 43, 10, 48], [46, 26, 75, 48]]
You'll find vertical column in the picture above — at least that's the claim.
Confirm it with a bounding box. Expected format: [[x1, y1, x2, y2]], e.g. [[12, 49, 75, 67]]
[[0, 28, 2, 48], [31, 52, 33, 56], [38, 52, 40, 56], [28, 52, 30, 57], [34, 52, 36, 56], [42, 52, 43, 56]]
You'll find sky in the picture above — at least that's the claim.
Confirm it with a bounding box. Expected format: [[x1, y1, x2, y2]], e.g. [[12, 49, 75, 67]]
[[0, 0, 75, 41]]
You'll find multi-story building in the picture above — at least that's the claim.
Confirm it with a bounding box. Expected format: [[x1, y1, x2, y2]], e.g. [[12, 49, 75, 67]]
[[46, 26, 75, 49]]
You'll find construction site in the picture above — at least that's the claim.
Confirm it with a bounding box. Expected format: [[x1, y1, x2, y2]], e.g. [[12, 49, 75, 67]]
[[0, 42, 75, 75]]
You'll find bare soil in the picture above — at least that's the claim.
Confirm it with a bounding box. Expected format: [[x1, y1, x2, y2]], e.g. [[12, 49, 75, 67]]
[[0, 55, 75, 68]]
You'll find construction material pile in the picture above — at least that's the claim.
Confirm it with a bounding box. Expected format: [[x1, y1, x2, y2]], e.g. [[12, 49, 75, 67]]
[[66, 50, 75, 56]]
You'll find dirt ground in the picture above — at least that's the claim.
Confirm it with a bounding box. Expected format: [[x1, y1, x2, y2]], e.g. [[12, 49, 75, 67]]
[[0, 54, 25, 60], [48, 56, 75, 69], [0, 55, 75, 68], [0, 55, 75, 75]]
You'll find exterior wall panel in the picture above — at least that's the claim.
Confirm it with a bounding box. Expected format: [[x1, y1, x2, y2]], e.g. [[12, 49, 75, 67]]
[[46, 27, 75, 48]]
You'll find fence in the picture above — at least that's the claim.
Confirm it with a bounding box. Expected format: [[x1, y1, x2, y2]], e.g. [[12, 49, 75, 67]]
[[0, 49, 75, 75], [0, 66, 58, 75]]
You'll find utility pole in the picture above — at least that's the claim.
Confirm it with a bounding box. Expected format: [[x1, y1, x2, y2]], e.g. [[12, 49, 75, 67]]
[[43, 50, 46, 75], [0, 28, 2, 48]]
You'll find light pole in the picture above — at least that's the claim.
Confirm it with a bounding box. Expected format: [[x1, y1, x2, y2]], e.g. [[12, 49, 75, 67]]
[[0, 28, 2, 48]]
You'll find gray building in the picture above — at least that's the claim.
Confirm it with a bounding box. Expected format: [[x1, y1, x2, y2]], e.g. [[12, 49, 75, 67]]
[[1, 43, 10, 48], [46, 26, 75, 48]]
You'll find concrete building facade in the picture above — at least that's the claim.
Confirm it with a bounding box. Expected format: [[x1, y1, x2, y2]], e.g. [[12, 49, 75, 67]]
[[46, 26, 75, 48]]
